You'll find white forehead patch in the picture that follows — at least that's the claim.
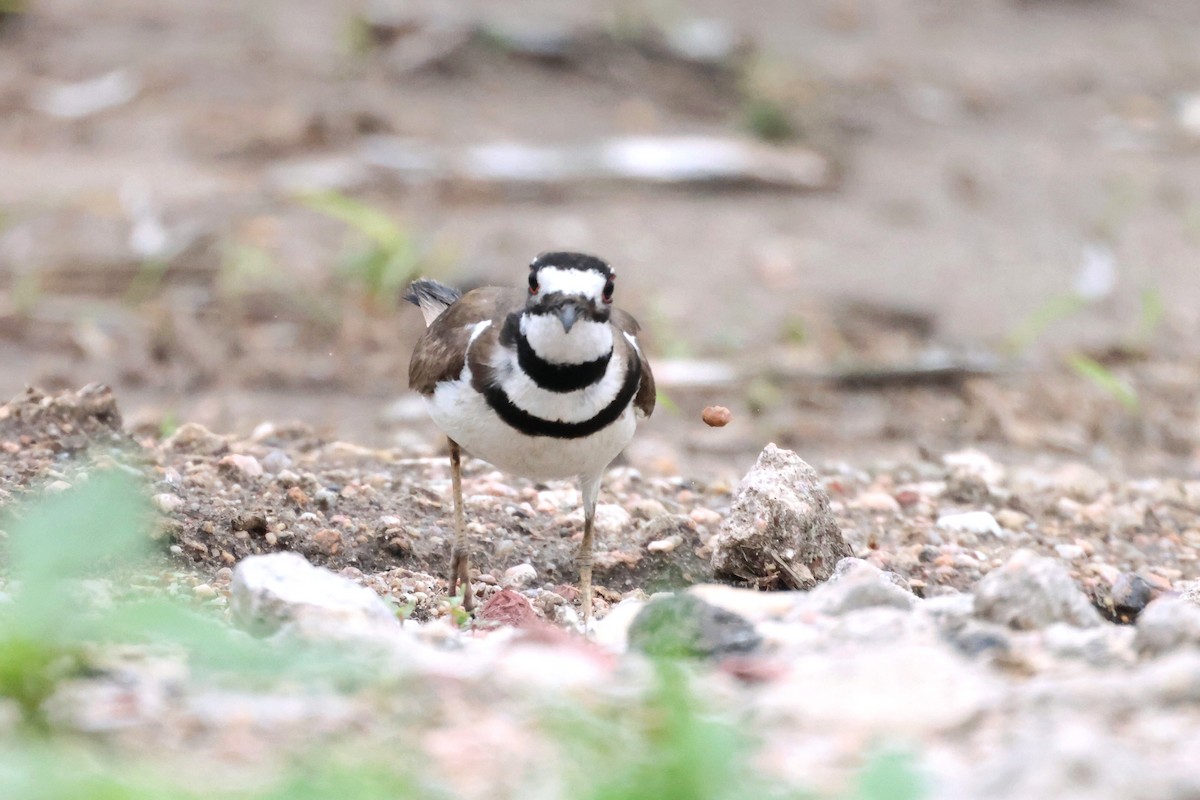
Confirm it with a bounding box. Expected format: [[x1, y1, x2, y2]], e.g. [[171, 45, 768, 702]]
[[535, 267, 607, 300]]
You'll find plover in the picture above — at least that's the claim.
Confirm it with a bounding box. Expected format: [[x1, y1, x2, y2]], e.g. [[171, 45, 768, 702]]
[[405, 251, 655, 625]]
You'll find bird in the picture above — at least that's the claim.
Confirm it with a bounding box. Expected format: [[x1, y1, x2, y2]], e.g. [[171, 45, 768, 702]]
[[404, 251, 655, 626]]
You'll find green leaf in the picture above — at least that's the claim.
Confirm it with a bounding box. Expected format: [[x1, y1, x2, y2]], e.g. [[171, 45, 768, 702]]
[[1005, 293, 1089, 354], [297, 191, 404, 247], [1135, 287, 1164, 343], [655, 390, 680, 415], [5, 472, 151, 628], [1066, 353, 1139, 411]]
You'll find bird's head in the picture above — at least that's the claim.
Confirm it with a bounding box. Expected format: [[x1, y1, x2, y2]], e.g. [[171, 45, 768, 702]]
[[524, 251, 615, 334]]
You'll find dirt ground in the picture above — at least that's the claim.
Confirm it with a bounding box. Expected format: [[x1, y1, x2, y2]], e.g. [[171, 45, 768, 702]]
[[1, 1, 1199, 530], [1, 0, 1198, 483], [4, 7, 1200, 796]]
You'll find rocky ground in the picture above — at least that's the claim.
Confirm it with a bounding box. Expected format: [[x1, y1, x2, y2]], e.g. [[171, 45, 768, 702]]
[[3, 1, 1200, 797], [3, 384, 1200, 799]]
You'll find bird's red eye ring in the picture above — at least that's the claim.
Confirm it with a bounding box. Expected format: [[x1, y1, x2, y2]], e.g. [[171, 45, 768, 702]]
[[602, 275, 615, 304]]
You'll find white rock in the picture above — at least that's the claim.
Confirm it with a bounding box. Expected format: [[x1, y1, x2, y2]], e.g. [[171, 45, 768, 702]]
[[536, 488, 579, 511], [814, 558, 917, 615], [943, 448, 1006, 485], [1055, 544, 1086, 560], [855, 491, 900, 513], [218, 454, 264, 479], [995, 508, 1030, 531], [501, 563, 537, 589], [758, 644, 997, 736], [592, 597, 647, 652], [647, 535, 683, 553], [593, 504, 632, 533], [937, 510, 1001, 537], [152, 493, 183, 514], [230, 552, 398, 637], [688, 507, 723, 526], [567, 503, 631, 534], [261, 450, 293, 474], [1134, 598, 1200, 656], [974, 549, 1102, 630]]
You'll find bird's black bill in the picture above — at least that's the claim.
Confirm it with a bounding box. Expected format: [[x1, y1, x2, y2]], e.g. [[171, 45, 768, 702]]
[[557, 304, 579, 333]]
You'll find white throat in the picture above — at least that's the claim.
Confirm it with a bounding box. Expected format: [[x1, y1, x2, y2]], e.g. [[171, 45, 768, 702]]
[[520, 313, 612, 364]]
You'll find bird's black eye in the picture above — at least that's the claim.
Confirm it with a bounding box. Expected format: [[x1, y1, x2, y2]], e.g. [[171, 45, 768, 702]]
[[602, 276, 614, 304], [528, 271, 539, 294]]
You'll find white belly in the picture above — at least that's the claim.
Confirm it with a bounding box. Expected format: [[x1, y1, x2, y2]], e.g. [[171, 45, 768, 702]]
[[425, 378, 638, 481]]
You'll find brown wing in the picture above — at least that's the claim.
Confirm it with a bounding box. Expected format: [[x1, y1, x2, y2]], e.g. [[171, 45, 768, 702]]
[[408, 287, 524, 394], [612, 309, 655, 418]]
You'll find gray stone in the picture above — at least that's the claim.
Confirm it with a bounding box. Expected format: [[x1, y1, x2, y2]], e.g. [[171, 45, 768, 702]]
[[163, 422, 227, 455], [1133, 598, 1200, 656], [946, 619, 1013, 658], [814, 558, 917, 615], [230, 552, 398, 638], [1043, 623, 1136, 666], [974, 549, 1103, 630], [827, 606, 934, 645], [628, 593, 762, 659], [1111, 572, 1155, 622], [712, 444, 850, 590], [923, 591, 977, 626]]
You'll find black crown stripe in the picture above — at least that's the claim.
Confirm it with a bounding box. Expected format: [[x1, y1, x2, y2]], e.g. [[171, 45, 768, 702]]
[[482, 355, 641, 439]]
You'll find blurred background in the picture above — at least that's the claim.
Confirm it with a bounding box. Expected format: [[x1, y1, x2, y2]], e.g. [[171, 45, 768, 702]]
[[2, 0, 1199, 479]]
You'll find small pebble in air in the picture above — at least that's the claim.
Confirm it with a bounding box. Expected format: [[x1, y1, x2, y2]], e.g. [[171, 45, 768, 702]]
[[702, 406, 732, 427]]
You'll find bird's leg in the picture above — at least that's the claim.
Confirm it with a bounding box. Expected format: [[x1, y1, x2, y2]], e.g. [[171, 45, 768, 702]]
[[578, 475, 602, 630], [448, 438, 474, 611]]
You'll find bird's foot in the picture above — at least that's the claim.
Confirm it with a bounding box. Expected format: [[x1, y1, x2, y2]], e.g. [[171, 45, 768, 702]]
[[449, 547, 474, 611]]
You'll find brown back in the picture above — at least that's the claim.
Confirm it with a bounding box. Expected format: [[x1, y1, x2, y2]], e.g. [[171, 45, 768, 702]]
[[408, 287, 524, 395]]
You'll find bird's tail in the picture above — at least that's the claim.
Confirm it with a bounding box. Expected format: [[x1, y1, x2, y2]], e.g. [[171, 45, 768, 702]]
[[403, 279, 462, 327]]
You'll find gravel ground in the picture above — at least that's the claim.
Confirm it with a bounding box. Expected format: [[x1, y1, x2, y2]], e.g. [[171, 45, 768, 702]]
[[3, 384, 1200, 798]]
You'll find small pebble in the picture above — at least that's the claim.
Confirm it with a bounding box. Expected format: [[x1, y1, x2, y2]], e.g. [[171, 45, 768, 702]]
[[1055, 543, 1086, 560], [502, 563, 538, 588], [152, 493, 184, 514], [702, 406, 732, 427], [193, 583, 217, 600], [689, 507, 722, 526], [647, 534, 683, 553], [261, 450, 292, 474], [218, 454, 264, 479], [937, 510, 1001, 536], [631, 499, 668, 520], [995, 509, 1030, 531], [857, 491, 901, 513]]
